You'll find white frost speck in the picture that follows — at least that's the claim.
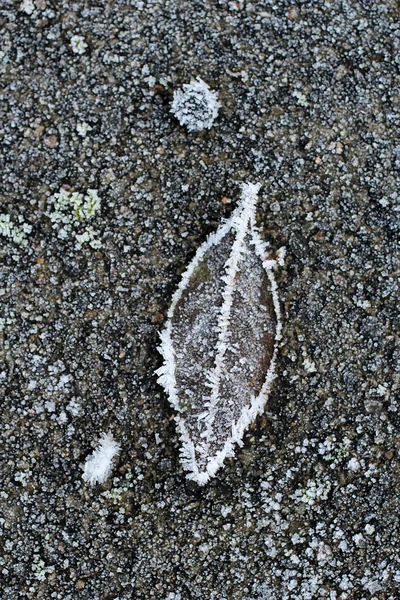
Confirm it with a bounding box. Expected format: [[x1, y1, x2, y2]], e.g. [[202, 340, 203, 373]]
[[303, 358, 317, 373], [20, 0, 35, 15], [353, 532, 365, 547], [171, 77, 221, 132], [293, 90, 308, 106], [71, 35, 88, 55], [77, 122, 92, 137], [339, 575, 353, 590], [365, 524, 375, 535], [82, 432, 121, 485], [347, 457, 360, 472], [375, 383, 388, 396], [221, 505, 233, 518]]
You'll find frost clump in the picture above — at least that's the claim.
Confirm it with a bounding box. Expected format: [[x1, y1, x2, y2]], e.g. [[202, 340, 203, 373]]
[[71, 35, 88, 55], [82, 432, 121, 485], [0, 214, 32, 246], [47, 188, 102, 249], [293, 478, 331, 505], [171, 77, 221, 132]]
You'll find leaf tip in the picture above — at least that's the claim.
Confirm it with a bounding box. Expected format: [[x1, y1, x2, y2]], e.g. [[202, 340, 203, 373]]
[[192, 471, 211, 486], [242, 181, 261, 198], [276, 246, 286, 266]]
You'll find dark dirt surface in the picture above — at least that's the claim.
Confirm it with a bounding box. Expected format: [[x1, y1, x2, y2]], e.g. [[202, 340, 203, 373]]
[[0, 1, 399, 598]]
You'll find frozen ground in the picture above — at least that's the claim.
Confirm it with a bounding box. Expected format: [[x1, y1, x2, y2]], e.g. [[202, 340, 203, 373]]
[[0, 1, 399, 598]]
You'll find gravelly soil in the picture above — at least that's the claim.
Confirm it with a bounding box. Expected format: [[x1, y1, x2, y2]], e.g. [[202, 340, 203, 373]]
[[0, 1, 399, 598]]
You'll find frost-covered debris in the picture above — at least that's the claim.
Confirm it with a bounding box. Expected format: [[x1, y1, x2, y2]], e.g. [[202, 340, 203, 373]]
[[157, 183, 284, 485], [82, 432, 121, 486], [47, 188, 102, 249], [171, 77, 221, 132], [70, 35, 88, 55], [0, 214, 32, 246]]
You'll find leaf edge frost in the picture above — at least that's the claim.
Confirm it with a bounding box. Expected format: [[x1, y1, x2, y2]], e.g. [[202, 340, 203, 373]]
[[156, 183, 284, 485]]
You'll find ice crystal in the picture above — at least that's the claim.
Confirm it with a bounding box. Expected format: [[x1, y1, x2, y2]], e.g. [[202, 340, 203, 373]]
[[171, 77, 221, 132], [156, 183, 284, 485], [82, 432, 121, 486]]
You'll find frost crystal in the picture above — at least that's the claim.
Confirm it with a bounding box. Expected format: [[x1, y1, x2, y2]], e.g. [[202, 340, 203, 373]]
[[82, 432, 121, 485], [156, 183, 284, 485], [171, 77, 221, 132]]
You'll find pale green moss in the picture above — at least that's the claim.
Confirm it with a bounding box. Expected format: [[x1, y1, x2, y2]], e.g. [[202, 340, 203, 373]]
[[0, 214, 32, 246], [47, 188, 102, 249]]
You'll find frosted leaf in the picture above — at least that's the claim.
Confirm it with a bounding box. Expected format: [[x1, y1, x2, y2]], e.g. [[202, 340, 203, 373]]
[[171, 77, 221, 132], [156, 183, 283, 485]]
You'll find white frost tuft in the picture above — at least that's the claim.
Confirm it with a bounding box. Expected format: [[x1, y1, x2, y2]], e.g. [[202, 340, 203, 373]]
[[82, 432, 121, 485], [171, 77, 221, 132]]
